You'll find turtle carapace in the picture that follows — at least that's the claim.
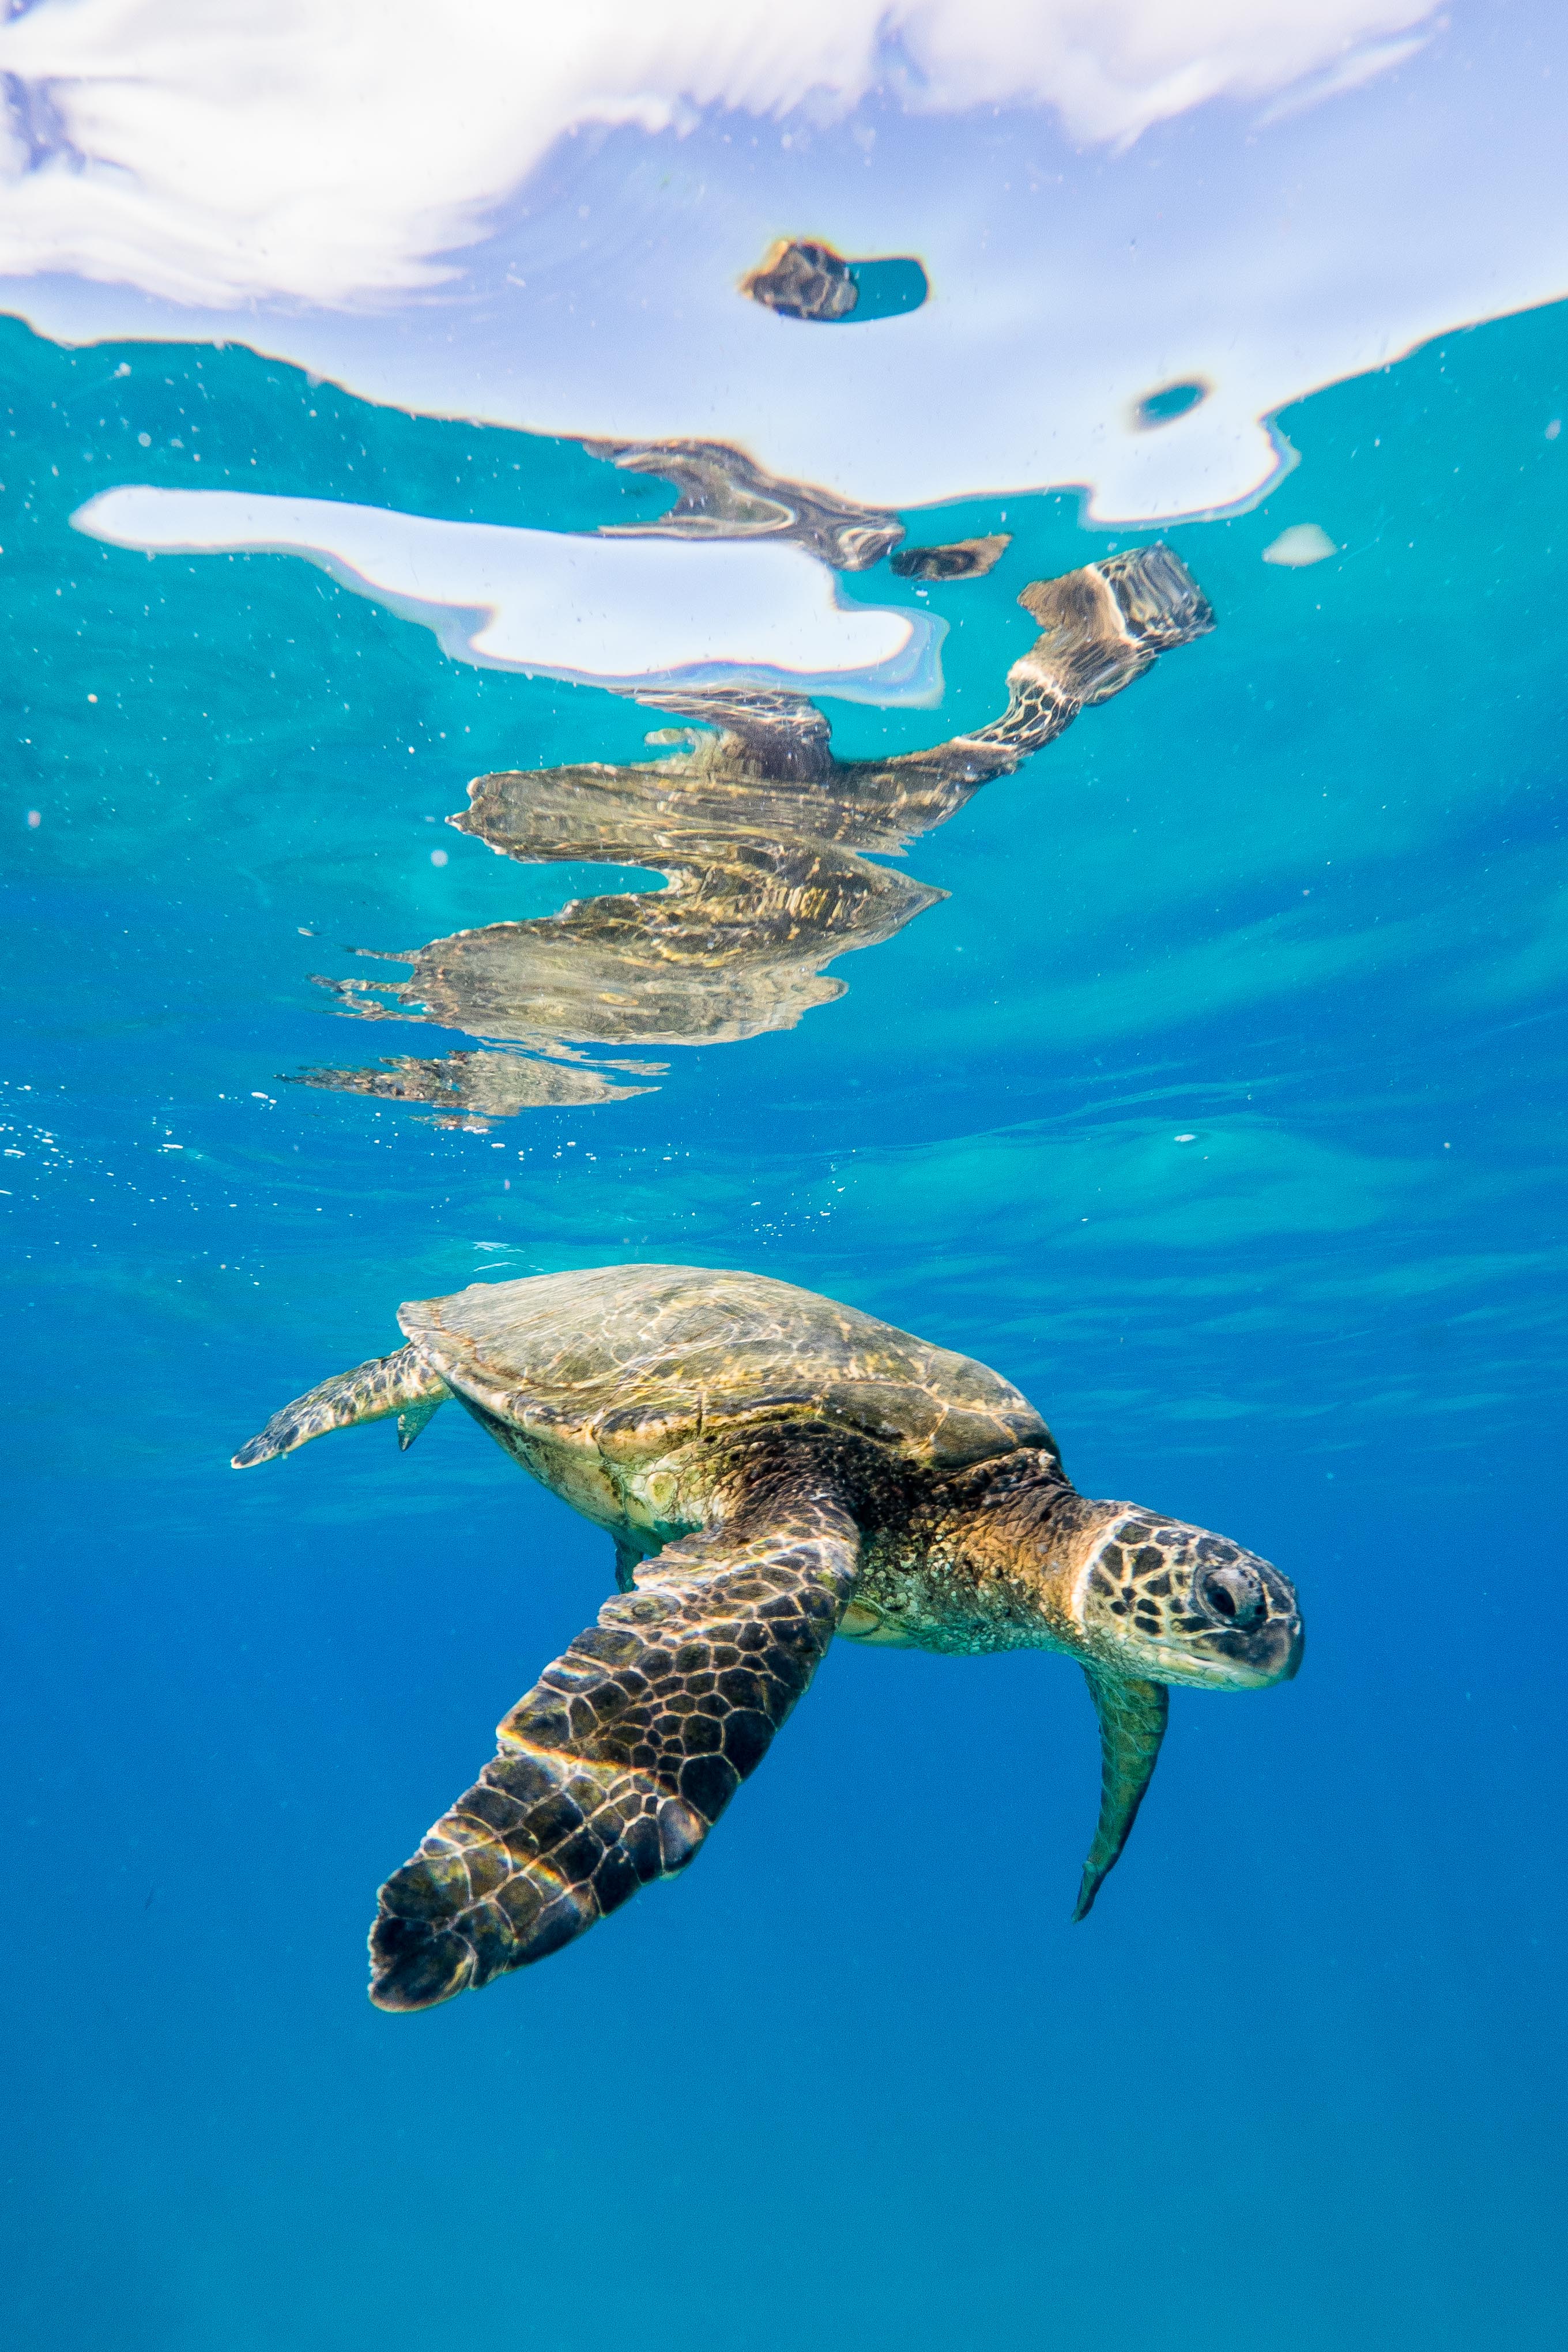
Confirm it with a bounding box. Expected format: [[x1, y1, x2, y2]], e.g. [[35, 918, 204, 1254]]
[[235, 1266, 1302, 2012]]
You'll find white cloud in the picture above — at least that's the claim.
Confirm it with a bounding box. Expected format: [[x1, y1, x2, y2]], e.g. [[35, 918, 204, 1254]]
[[70, 484, 936, 698], [0, 1, 1434, 305]]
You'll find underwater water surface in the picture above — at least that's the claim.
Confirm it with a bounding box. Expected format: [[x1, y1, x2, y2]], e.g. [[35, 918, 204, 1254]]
[[3, 166, 1567, 2352]]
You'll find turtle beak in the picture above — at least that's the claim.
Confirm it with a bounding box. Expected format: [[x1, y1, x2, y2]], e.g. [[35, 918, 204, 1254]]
[[1255, 1563, 1304, 1680]]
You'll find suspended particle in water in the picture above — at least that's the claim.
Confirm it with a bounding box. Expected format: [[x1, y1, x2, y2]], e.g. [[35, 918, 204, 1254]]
[[430, 849, 448, 867]]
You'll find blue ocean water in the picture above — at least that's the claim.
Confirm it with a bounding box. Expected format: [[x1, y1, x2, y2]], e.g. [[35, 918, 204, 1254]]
[[3, 293, 1565, 2350]]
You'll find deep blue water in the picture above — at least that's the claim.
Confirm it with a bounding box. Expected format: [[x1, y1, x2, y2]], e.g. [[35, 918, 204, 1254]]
[[4, 296, 1566, 2349]]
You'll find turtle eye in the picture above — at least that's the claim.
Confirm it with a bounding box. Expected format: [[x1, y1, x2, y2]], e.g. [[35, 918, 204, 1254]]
[[1200, 1563, 1265, 1627]]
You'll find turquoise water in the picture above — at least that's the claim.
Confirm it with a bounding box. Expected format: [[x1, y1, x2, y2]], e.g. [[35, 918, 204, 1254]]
[[4, 293, 1565, 2346]]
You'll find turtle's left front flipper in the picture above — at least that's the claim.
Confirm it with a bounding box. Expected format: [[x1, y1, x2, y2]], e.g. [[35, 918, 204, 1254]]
[[368, 1494, 860, 2011], [1073, 1667, 1169, 1921]]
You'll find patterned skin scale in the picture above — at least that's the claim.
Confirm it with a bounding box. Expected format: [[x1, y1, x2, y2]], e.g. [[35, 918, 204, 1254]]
[[233, 1265, 1302, 2010]]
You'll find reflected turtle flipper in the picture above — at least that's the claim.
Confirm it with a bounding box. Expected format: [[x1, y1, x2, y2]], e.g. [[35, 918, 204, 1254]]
[[632, 682, 836, 782]]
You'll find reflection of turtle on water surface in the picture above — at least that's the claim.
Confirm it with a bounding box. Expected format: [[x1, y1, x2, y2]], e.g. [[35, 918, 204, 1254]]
[[586, 434, 1008, 576], [586, 434, 904, 570], [307, 546, 1212, 1115], [294, 1047, 659, 1125], [235, 1262, 1302, 2011]]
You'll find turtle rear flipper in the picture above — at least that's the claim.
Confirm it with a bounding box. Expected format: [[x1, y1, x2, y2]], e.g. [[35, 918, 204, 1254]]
[[231, 1344, 450, 1468], [368, 1494, 860, 2011]]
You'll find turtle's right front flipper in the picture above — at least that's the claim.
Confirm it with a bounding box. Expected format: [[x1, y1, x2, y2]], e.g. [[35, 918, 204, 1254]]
[[368, 1494, 860, 2011], [231, 1344, 450, 1467]]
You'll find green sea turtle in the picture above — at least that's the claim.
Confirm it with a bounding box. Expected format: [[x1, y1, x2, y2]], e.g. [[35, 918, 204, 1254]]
[[235, 1264, 1302, 2012]]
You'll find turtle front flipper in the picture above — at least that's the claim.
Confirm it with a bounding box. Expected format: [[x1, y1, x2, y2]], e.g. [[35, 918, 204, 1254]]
[[1073, 1668, 1170, 1922], [368, 1494, 860, 2011], [231, 1344, 450, 1468]]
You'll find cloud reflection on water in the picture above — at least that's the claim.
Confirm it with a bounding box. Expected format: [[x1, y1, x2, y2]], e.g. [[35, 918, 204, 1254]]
[[74, 480, 939, 701]]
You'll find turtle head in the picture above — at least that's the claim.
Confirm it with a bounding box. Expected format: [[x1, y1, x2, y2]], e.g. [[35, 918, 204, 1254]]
[[1068, 1505, 1302, 1690]]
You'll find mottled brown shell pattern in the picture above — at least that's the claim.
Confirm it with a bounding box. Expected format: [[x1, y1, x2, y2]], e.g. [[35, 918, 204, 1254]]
[[398, 1262, 1057, 1475]]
